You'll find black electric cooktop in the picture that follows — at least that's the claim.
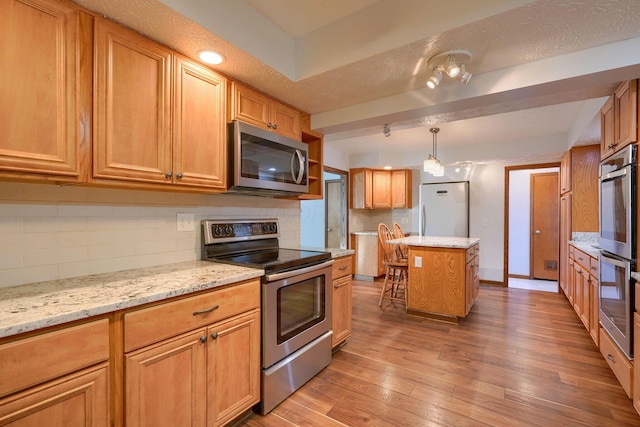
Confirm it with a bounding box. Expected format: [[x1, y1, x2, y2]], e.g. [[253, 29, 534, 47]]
[[212, 248, 331, 273]]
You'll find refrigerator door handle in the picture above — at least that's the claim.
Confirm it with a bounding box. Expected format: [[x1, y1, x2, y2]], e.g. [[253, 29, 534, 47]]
[[421, 203, 426, 236]]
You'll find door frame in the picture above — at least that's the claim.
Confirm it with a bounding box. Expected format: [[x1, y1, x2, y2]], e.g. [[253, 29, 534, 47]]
[[503, 162, 560, 287], [324, 166, 349, 249]]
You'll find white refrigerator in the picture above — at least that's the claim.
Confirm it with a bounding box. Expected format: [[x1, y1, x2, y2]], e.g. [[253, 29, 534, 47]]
[[419, 181, 469, 237]]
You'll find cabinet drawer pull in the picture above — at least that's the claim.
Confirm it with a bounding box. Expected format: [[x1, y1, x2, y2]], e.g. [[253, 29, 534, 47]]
[[199, 336, 207, 343], [607, 354, 615, 363], [211, 332, 218, 340], [338, 266, 348, 271], [193, 304, 219, 316]]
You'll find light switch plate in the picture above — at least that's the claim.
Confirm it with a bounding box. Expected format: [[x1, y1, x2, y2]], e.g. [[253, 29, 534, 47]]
[[177, 213, 195, 232], [414, 256, 422, 268]]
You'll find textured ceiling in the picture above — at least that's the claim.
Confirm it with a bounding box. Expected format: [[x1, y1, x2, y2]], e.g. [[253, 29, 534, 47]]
[[73, 0, 640, 167]]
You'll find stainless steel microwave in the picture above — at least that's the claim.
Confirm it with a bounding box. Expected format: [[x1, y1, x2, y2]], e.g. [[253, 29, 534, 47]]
[[228, 121, 309, 196]]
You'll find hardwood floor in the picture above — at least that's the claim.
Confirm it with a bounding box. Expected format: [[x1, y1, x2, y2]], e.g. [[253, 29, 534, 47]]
[[236, 280, 640, 426]]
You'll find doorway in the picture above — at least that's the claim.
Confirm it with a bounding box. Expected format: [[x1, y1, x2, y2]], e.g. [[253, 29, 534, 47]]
[[505, 163, 560, 291], [300, 167, 348, 249]]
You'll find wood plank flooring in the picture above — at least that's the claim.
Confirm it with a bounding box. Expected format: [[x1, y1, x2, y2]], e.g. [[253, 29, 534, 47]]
[[236, 280, 640, 426]]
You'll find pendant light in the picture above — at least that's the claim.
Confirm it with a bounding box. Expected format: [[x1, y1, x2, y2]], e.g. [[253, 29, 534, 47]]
[[423, 127, 441, 173]]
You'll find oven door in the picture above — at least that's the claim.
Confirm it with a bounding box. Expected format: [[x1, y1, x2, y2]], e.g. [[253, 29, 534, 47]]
[[599, 145, 636, 260], [262, 261, 333, 368], [599, 251, 635, 359]]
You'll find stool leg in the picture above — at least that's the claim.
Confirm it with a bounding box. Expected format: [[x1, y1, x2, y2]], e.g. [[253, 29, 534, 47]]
[[379, 266, 391, 306]]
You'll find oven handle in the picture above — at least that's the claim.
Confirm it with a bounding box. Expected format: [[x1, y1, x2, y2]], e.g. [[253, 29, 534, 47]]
[[602, 167, 628, 182], [265, 259, 334, 282], [600, 251, 630, 269]]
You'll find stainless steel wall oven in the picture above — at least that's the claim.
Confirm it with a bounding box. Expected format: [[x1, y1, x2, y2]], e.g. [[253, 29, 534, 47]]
[[201, 219, 333, 414], [599, 144, 637, 359]]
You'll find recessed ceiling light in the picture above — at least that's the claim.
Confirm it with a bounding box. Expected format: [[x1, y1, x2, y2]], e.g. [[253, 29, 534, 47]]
[[383, 166, 392, 170], [198, 50, 224, 65]]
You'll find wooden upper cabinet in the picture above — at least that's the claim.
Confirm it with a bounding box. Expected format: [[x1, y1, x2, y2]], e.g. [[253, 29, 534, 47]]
[[570, 145, 600, 232], [560, 150, 572, 194], [601, 96, 615, 160], [601, 80, 638, 160], [93, 18, 228, 190], [0, 0, 81, 181], [371, 170, 392, 208], [230, 82, 301, 140], [93, 17, 173, 184], [350, 168, 412, 209], [173, 57, 227, 190], [391, 169, 412, 208]]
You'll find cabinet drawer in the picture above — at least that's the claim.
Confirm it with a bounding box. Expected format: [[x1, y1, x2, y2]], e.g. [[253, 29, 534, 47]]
[[466, 244, 477, 263], [0, 318, 109, 398], [573, 248, 590, 270], [600, 327, 633, 398], [589, 256, 599, 278], [569, 246, 575, 259], [124, 279, 260, 352], [332, 255, 353, 279]]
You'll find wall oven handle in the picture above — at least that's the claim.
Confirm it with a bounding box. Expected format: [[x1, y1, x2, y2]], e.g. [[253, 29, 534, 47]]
[[290, 149, 305, 184], [265, 259, 334, 282], [602, 167, 628, 182]]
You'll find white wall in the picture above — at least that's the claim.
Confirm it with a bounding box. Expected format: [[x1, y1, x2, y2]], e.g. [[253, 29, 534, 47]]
[[0, 182, 301, 288]]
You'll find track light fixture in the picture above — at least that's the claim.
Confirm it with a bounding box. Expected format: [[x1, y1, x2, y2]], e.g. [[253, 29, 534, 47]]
[[426, 49, 473, 89], [383, 124, 391, 137]]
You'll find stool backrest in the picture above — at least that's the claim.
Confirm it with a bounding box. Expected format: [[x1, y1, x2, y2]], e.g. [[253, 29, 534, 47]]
[[377, 223, 397, 264]]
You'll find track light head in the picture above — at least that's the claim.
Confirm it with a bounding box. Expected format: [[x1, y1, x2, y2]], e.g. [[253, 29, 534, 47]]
[[459, 63, 472, 84], [426, 69, 442, 89], [445, 55, 460, 78]]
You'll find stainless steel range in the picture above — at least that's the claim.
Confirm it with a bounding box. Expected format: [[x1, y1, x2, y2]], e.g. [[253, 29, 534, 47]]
[[201, 219, 333, 414]]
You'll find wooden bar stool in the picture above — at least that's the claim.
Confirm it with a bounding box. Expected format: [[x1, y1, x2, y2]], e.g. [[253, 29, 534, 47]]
[[392, 222, 408, 261], [377, 223, 408, 307]]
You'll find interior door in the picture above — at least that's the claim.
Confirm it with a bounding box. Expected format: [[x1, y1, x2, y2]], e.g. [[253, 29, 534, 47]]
[[531, 172, 559, 280], [325, 179, 342, 248]]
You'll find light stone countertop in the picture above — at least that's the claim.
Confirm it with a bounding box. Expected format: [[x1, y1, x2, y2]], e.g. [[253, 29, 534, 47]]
[[569, 241, 601, 259], [350, 231, 378, 236], [299, 247, 355, 258], [388, 236, 480, 249], [0, 261, 264, 339]]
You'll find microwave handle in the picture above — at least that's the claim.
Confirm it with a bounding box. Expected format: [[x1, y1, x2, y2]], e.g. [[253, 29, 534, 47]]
[[290, 149, 305, 184]]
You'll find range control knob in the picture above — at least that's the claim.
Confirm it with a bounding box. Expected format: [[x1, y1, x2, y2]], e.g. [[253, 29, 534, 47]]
[[213, 226, 223, 236], [224, 225, 233, 236]]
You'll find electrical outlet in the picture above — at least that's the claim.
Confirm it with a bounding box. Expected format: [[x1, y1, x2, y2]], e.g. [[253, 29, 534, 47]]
[[177, 213, 195, 232], [482, 218, 488, 227], [401, 217, 409, 225], [414, 256, 422, 268]]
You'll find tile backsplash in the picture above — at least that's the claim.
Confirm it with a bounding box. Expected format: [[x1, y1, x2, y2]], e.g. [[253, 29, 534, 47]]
[[0, 182, 300, 288]]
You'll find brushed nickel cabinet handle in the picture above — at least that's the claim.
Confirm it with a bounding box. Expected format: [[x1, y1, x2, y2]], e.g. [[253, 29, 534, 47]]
[[607, 354, 615, 363], [193, 304, 219, 316], [339, 266, 348, 271]]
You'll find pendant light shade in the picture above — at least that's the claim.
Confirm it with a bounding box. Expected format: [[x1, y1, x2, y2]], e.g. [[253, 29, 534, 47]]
[[424, 127, 445, 176]]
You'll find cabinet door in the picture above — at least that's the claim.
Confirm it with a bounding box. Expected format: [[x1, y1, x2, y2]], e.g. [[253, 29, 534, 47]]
[[207, 309, 260, 427], [634, 313, 640, 413], [560, 151, 571, 194], [350, 168, 373, 209], [270, 101, 301, 140], [332, 275, 352, 347], [0, 0, 80, 179], [589, 275, 599, 346], [229, 82, 270, 130], [391, 170, 412, 208], [173, 57, 227, 189], [465, 259, 474, 315], [614, 79, 637, 149], [600, 96, 615, 160], [94, 18, 173, 184], [0, 365, 108, 427], [371, 170, 391, 208], [559, 194, 572, 298], [125, 330, 207, 427]]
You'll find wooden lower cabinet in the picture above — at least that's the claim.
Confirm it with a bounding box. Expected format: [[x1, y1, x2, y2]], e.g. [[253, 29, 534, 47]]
[[332, 255, 353, 348], [634, 313, 640, 412], [567, 246, 598, 345], [601, 328, 633, 399], [0, 365, 109, 427], [408, 243, 479, 319], [124, 280, 261, 427], [0, 319, 110, 426]]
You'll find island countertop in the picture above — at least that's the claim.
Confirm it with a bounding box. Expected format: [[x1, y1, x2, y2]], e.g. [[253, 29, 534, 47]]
[[388, 235, 480, 249]]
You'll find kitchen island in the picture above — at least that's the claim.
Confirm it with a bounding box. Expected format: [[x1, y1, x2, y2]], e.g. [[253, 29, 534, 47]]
[[388, 236, 480, 322]]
